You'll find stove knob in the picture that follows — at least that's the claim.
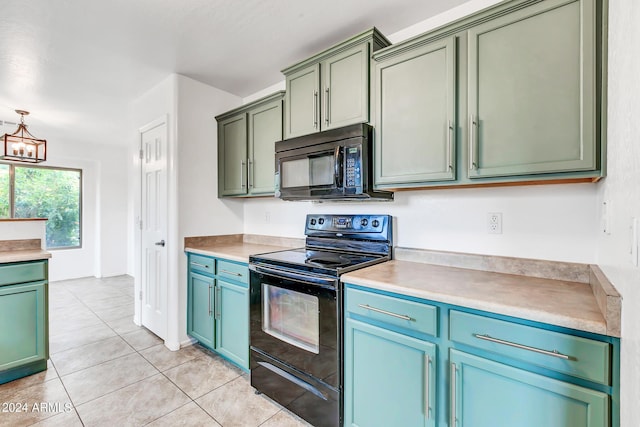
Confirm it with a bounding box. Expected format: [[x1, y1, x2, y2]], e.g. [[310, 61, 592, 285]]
[[318, 218, 325, 225], [372, 219, 380, 228], [360, 218, 368, 227], [310, 219, 317, 225]]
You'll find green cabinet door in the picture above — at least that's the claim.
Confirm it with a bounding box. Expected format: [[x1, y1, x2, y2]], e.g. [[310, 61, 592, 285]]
[[284, 64, 320, 139], [248, 98, 282, 195], [218, 114, 248, 196], [375, 37, 456, 186], [322, 43, 370, 131], [450, 349, 608, 427], [344, 318, 436, 427], [214, 279, 249, 370], [467, 0, 597, 178], [187, 271, 215, 349], [0, 282, 47, 372]]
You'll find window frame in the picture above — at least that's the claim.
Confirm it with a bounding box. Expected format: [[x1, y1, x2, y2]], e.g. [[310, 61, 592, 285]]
[[0, 162, 83, 250]]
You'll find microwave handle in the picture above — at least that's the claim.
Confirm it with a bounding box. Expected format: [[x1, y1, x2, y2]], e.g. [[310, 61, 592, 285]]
[[334, 146, 343, 187]]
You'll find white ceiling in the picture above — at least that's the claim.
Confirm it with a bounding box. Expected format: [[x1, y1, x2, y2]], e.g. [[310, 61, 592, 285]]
[[0, 0, 469, 147]]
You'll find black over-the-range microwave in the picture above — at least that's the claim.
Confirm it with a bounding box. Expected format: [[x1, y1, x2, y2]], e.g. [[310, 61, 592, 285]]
[[274, 123, 394, 201]]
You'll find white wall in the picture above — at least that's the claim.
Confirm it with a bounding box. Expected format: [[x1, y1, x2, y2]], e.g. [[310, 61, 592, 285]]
[[130, 73, 244, 348], [38, 136, 128, 282], [597, 1, 640, 425], [244, 184, 598, 263], [0, 220, 45, 245], [174, 74, 243, 346], [241, 0, 599, 265]]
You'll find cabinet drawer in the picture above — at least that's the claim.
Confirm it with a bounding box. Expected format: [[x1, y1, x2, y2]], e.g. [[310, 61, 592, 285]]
[[449, 310, 610, 385], [188, 254, 215, 276], [0, 261, 47, 286], [217, 260, 248, 285], [346, 288, 438, 337]]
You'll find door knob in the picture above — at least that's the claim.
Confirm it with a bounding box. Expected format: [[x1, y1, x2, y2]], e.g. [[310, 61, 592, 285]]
[[155, 240, 165, 247]]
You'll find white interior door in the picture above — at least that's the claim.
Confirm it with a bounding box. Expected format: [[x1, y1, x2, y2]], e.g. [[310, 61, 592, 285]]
[[140, 122, 168, 339]]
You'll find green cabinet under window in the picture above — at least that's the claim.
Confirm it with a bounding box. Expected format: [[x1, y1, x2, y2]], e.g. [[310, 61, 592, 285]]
[[372, 0, 605, 190], [282, 28, 390, 139], [344, 284, 619, 427], [0, 259, 49, 385], [186, 253, 249, 370], [216, 91, 284, 197]]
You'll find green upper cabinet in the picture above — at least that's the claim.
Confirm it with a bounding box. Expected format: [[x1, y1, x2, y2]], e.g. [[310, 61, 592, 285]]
[[282, 28, 390, 139], [467, 0, 597, 178], [216, 91, 284, 198], [248, 97, 283, 195], [372, 0, 605, 190], [374, 37, 456, 186], [218, 114, 247, 196]]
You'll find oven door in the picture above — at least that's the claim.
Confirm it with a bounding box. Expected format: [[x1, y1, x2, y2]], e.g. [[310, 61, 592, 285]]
[[275, 142, 345, 199], [249, 263, 340, 388]]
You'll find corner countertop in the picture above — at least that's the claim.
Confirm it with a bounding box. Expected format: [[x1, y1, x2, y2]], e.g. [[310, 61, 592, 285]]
[[184, 234, 304, 263], [0, 239, 51, 264], [342, 259, 616, 337]]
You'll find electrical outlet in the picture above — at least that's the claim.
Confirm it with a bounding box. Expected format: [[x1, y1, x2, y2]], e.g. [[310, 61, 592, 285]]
[[265, 212, 271, 224], [487, 212, 502, 234]]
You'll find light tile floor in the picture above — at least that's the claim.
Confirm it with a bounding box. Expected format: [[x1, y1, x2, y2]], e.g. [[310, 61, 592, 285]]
[[0, 276, 311, 427]]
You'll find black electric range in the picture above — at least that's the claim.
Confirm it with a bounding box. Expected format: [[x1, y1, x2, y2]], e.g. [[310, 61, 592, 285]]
[[249, 214, 392, 427]]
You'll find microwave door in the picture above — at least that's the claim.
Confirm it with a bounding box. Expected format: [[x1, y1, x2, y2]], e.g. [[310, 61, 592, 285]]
[[280, 148, 342, 195]]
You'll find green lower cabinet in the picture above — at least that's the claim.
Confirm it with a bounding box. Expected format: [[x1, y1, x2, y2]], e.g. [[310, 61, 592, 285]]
[[450, 349, 608, 427], [186, 271, 215, 349], [0, 259, 49, 385], [344, 318, 436, 427], [214, 279, 249, 368], [186, 253, 249, 371]]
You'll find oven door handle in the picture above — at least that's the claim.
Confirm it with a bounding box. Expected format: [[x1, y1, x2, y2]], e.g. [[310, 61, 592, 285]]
[[250, 264, 337, 288]]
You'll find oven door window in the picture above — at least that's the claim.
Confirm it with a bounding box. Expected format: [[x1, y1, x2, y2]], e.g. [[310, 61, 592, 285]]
[[281, 152, 336, 189], [262, 284, 320, 354]]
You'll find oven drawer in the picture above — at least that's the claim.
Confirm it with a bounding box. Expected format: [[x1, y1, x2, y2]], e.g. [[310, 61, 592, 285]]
[[217, 260, 248, 285], [346, 288, 438, 337], [188, 254, 215, 276], [449, 310, 611, 385]]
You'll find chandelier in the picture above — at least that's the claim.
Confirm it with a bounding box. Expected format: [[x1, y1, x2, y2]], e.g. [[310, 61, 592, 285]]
[[1, 110, 47, 163]]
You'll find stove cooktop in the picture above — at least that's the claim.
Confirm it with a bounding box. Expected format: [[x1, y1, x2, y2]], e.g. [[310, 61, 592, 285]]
[[249, 248, 387, 277]]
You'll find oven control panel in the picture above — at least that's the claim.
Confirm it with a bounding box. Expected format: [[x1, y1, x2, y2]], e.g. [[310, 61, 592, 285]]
[[306, 214, 389, 234]]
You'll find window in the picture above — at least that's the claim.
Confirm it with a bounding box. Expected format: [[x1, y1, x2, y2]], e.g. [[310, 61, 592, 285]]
[[0, 163, 82, 249]]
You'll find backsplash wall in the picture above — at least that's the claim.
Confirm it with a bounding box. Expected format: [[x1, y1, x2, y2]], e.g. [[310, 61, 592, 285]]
[[243, 183, 599, 264]]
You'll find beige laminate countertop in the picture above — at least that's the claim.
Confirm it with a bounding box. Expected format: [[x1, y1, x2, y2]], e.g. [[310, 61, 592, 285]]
[[0, 239, 51, 263], [0, 249, 51, 264], [342, 260, 610, 336], [185, 242, 296, 263]]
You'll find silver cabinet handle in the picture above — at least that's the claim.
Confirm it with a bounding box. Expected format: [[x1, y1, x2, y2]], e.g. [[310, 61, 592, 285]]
[[219, 269, 242, 277], [313, 90, 318, 129], [208, 285, 212, 316], [191, 262, 210, 269], [425, 355, 431, 419], [469, 115, 478, 170], [215, 286, 221, 319], [248, 158, 253, 189], [473, 334, 571, 360], [450, 363, 457, 427], [324, 87, 330, 126], [447, 120, 454, 171], [155, 240, 165, 247], [240, 160, 246, 189], [358, 304, 413, 321]]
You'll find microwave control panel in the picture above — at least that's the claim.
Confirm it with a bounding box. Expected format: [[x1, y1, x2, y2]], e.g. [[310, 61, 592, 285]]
[[345, 146, 362, 189]]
